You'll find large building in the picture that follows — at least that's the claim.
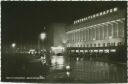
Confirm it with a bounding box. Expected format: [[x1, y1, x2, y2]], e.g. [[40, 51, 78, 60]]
[[66, 7, 126, 55]]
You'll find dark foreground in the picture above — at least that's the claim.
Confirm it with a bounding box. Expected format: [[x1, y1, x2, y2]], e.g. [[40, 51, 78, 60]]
[[1, 53, 127, 83]]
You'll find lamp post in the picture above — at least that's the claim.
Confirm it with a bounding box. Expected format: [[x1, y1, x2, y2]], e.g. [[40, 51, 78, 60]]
[[11, 43, 16, 53], [11, 43, 16, 48], [38, 32, 46, 50]]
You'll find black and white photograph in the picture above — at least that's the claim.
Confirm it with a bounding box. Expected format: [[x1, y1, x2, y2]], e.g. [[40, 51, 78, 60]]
[[1, 1, 127, 83]]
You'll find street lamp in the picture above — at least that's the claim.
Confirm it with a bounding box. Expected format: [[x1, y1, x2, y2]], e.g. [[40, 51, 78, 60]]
[[38, 32, 46, 50], [40, 33, 46, 40], [11, 43, 16, 48]]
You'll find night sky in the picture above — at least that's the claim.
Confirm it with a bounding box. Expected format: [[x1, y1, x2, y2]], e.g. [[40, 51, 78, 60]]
[[2, 1, 126, 46]]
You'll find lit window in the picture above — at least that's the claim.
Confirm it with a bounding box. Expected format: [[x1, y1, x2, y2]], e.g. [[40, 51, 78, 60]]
[[71, 50, 75, 52], [74, 21, 76, 24], [81, 19, 83, 21], [85, 17, 87, 20], [110, 49, 116, 52], [90, 16, 92, 19], [99, 50, 103, 52], [85, 50, 88, 53], [106, 10, 109, 13], [76, 50, 79, 53], [78, 20, 80, 23], [80, 50, 83, 52], [76, 21, 77, 23], [90, 50, 93, 52], [93, 14, 95, 18], [100, 12, 102, 15], [80, 19, 82, 22], [114, 7, 118, 12], [110, 9, 113, 12], [83, 18, 85, 21], [91, 15, 93, 18], [88, 16, 90, 19], [103, 11, 106, 14], [104, 49, 109, 53], [94, 50, 98, 52], [96, 13, 99, 16]]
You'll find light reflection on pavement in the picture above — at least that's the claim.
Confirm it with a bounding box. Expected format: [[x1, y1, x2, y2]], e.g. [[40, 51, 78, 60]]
[[47, 55, 127, 83]]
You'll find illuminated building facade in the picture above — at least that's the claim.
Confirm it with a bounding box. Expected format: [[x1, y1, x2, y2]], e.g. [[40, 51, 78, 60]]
[[66, 7, 126, 55]]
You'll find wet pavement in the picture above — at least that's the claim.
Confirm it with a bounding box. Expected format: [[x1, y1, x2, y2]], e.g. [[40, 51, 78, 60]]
[[2, 53, 127, 83], [47, 55, 127, 83]]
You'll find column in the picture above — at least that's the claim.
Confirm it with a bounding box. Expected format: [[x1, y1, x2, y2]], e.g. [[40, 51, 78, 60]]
[[82, 30, 84, 41], [113, 23, 118, 38], [99, 27, 101, 40], [89, 29, 91, 41], [96, 27, 98, 40], [76, 31, 78, 42], [111, 23, 114, 38], [78, 31, 80, 42], [108, 24, 112, 38], [82, 30, 85, 41], [100, 26, 103, 40], [80, 30, 82, 41], [94, 27, 96, 40], [100, 25, 103, 40], [75, 31, 76, 42], [116, 22, 119, 38], [106, 24, 109, 39], [118, 20, 124, 38], [87, 29, 89, 41], [85, 29, 87, 41]]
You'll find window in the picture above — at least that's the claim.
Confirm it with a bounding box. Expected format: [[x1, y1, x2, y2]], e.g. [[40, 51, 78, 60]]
[[85, 50, 88, 53], [106, 10, 109, 13], [81, 18, 83, 21], [93, 14, 95, 18], [110, 9, 113, 13], [100, 12, 102, 16], [103, 11, 106, 14], [114, 7, 118, 12], [88, 16, 90, 19], [83, 18, 86, 21], [76, 20, 78, 23], [85, 17, 87, 20], [78, 20, 80, 23], [96, 13, 99, 16]]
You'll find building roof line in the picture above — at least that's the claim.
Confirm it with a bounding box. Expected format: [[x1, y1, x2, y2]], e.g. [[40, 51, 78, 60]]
[[67, 18, 125, 34]]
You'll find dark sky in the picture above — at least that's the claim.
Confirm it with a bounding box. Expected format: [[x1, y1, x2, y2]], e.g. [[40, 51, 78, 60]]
[[2, 1, 126, 45]]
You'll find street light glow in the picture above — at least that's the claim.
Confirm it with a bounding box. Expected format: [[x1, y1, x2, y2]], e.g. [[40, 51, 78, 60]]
[[12, 43, 16, 48], [40, 33, 46, 40]]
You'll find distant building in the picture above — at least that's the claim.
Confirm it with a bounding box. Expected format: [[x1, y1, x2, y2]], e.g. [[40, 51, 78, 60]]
[[48, 23, 67, 54], [66, 7, 126, 54]]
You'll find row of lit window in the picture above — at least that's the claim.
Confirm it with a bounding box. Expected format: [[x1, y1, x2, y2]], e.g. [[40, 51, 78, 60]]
[[67, 42, 122, 47], [74, 7, 118, 24], [70, 49, 116, 53]]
